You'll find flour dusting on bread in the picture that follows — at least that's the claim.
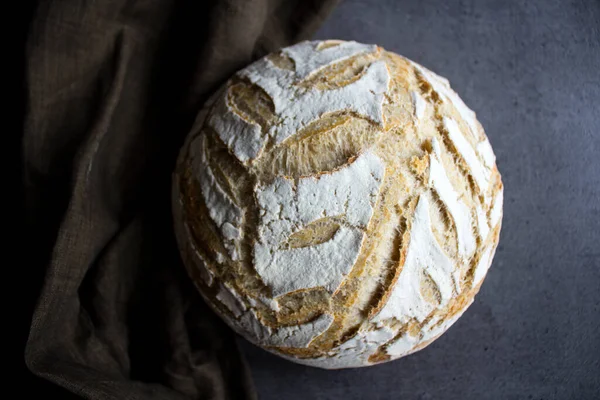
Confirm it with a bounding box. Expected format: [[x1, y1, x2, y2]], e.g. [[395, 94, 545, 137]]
[[172, 39, 503, 369]]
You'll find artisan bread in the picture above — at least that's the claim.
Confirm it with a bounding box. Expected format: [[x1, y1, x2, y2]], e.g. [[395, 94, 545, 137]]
[[172, 39, 503, 369]]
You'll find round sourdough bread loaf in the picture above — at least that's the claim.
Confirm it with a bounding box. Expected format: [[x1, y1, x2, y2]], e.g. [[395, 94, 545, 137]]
[[172, 39, 503, 369]]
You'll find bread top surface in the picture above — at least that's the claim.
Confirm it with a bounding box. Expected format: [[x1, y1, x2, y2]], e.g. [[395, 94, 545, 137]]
[[172, 40, 503, 368]]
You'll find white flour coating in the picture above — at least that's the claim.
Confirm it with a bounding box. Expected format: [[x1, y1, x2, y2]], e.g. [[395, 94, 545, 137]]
[[215, 282, 334, 347], [386, 300, 471, 357], [490, 187, 504, 227], [472, 245, 495, 288], [214, 251, 226, 264], [420, 301, 471, 343], [429, 138, 476, 258], [261, 61, 389, 143], [216, 283, 247, 318], [247, 294, 281, 312], [208, 95, 264, 162], [411, 60, 497, 193], [372, 195, 459, 324], [411, 90, 427, 121], [238, 311, 334, 348], [385, 331, 419, 357], [190, 134, 242, 259], [255, 226, 364, 296], [444, 117, 491, 194], [286, 325, 397, 369], [253, 152, 385, 297], [282, 40, 378, 79], [477, 138, 496, 169], [412, 62, 481, 140], [476, 204, 490, 240], [234, 49, 389, 160]]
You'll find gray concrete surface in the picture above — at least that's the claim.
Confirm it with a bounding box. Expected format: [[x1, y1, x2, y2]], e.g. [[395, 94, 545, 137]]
[[238, 1, 600, 398]]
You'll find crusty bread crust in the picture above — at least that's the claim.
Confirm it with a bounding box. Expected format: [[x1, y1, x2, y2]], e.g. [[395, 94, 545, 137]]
[[172, 40, 503, 369]]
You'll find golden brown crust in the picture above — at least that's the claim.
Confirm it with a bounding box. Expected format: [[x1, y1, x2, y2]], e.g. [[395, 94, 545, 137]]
[[172, 40, 503, 368]]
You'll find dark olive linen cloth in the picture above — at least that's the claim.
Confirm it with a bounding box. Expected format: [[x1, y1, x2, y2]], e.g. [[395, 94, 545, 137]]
[[19, 0, 339, 398]]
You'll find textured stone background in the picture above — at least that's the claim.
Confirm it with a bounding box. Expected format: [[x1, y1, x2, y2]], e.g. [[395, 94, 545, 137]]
[[238, 1, 600, 398]]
